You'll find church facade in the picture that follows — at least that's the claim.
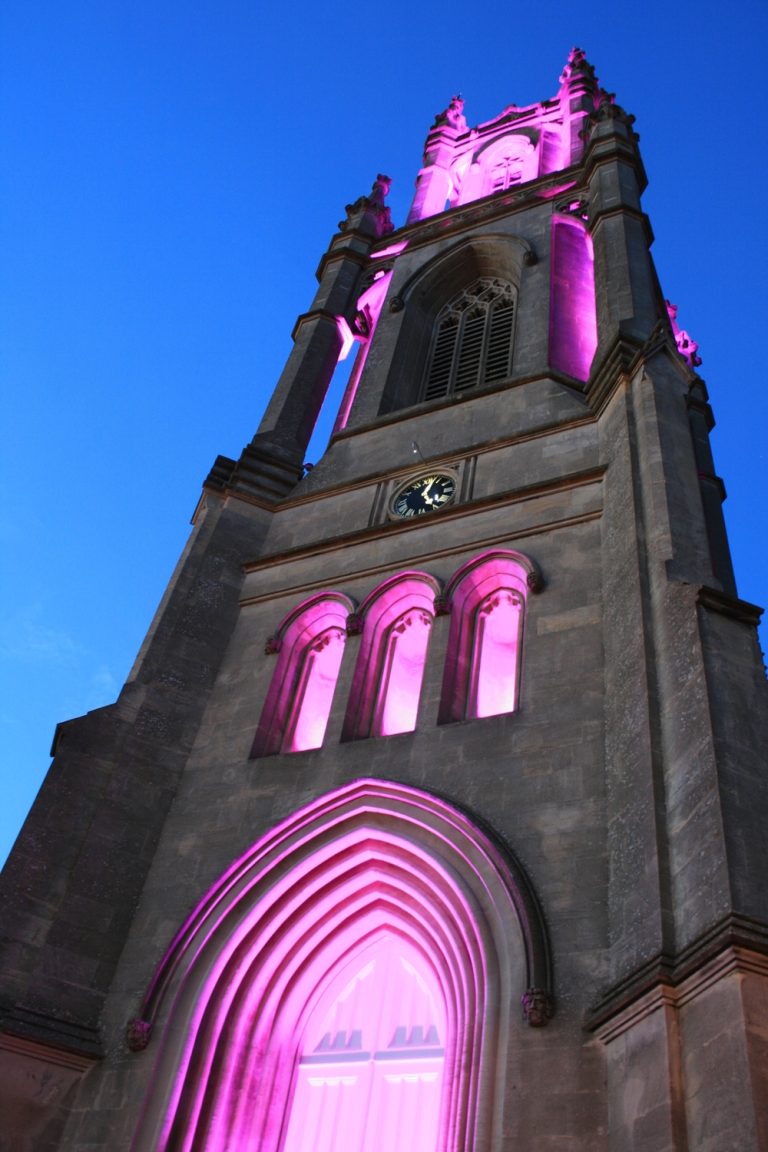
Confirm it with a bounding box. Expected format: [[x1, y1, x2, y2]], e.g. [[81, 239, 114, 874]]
[[2, 50, 767, 1152]]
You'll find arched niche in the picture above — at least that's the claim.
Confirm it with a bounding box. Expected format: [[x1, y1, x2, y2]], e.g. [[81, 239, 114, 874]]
[[129, 779, 554, 1152], [379, 234, 533, 415]]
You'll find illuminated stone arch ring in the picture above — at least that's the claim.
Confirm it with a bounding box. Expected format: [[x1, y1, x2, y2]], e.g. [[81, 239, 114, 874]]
[[128, 778, 554, 1152]]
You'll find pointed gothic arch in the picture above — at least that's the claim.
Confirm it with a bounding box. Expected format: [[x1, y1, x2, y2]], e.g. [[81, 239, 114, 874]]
[[251, 592, 355, 756], [379, 233, 533, 415], [439, 550, 543, 724], [129, 779, 553, 1152], [342, 571, 441, 740]]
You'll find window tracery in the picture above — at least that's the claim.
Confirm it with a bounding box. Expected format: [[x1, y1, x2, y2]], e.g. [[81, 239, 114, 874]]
[[423, 278, 515, 402]]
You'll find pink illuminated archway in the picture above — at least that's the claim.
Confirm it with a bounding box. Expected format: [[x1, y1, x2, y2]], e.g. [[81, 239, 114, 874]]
[[252, 593, 354, 756], [342, 572, 440, 740], [439, 551, 541, 724], [129, 780, 553, 1152]]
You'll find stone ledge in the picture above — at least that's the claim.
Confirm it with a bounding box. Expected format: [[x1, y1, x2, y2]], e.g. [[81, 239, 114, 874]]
[[0, 1004, 102, 1062], [0, 1029, 97, 1072], [697, 585, 764, 626], [586, 913, 768, 1038]]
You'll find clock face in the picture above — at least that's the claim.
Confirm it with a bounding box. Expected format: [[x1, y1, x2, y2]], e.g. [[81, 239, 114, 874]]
[[391, 473, 456, 519]]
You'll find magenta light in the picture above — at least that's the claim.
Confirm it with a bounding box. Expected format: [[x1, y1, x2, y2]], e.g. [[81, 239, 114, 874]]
[[549, 214, 597, 382], [130, 779, 552, 1152], [333, 271, 393, 434], [335, 316, 356, 362], [287, 628, 346, 751], [370, 239, 408, 259], [440, 551, 530, 723], [472, 592, 521, 718], [666, 300, 702, 367], [343, 573, 439, 740], [281, 934, 446, 1152], [375, 609, 431, 736], [406, 62, 602, 223], [252, 594, 352, 757]]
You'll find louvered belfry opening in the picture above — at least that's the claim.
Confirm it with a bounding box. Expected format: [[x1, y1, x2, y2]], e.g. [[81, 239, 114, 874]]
[[424, 278, 515, 401]]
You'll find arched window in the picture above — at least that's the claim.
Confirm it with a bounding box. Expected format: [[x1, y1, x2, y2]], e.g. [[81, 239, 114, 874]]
[[281, 934, 446, 1152], [423, 278, 515, 402], [440, 551, 540, 724], [252, 593, 352, 756], [129, 780, 554, 1152], [342, 573, 440, 741]]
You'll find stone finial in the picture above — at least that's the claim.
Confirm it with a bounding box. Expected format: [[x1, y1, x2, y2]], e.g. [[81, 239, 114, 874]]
[[339, 174, 394, 238], [594, 89, 636, 127], [559, 46, 597, 87], [521, 988, 555, 1027], [432, 94, 467, 133], [666, 301, 702, 368], [126, 1018, 152, 1051]]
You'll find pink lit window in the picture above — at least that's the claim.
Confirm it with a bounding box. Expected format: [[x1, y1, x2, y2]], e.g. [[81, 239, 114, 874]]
[[373, 610, 432, 736], [252, 595, 351, 757], [470, 590, 523, 719], [282, 934, 446, 1152], [440, 552, 532, 724], [286, 627, 346, 752], [343, 574, 439, 741]]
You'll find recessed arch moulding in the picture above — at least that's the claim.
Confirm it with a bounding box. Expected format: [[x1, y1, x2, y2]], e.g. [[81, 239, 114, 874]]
[[128, 779, 554, 1152], [376, 233, 534, 417]]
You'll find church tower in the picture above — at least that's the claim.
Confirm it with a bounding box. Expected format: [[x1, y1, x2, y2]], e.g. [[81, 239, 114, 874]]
[[2, 50, 767, 1152]]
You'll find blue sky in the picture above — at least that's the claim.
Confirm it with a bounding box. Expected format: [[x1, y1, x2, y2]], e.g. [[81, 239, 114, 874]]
[[2, 1, 767, 865]]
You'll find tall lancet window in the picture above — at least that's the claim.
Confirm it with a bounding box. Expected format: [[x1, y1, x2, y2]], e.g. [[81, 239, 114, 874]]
[[282, 935, 446, 1152], [440, 551, 536, 724], [252, 593, 352, 757], [374, 608, 432, 736], [343, 573, 440, 741], [423, 278, 515, 402], [471, 589, 523, 718]]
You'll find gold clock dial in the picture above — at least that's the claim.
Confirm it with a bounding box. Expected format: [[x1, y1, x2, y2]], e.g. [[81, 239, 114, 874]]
[[392, 473, 456, 519]]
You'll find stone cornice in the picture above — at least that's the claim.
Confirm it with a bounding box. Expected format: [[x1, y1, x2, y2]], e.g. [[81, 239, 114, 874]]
[[0, 1004, 102, 1062], [333, 370, 589, 448], [697, 585, 764, 625], [292, 408, 595, 509], [361, 166, 587, 258], [240, 465, 605, 595], [587, 913, 768, 1038], [0, 1029, 98, 1072]]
